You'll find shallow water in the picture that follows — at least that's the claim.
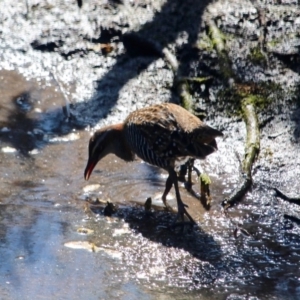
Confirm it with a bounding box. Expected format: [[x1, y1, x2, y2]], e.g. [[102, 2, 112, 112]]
[[1, 70, 300, 300]]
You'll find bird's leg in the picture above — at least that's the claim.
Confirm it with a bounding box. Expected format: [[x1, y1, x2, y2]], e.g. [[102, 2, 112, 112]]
[[184, 159, 201, 200], [185, 159, 194, 191], [168, 168, 196, 225], [162, 174, 174, 211], [177, 164, 187, 182], [192, 164, 201, 177]]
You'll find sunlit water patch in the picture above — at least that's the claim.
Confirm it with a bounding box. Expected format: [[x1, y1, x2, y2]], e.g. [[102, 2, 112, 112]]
[[1, 70, 300, 299]]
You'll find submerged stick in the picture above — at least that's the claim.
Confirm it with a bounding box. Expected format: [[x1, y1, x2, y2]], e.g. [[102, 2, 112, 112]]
[[284, 214, 300, 225], [199, 173, 212, 210], [273, 188, 300, 205], [205, 16, 261, 209], [242, 103, 260, 174], [222, 101, 260, 209]]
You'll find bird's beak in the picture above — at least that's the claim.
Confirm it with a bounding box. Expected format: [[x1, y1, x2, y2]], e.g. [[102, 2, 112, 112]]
[[84, 159, 97, 180]]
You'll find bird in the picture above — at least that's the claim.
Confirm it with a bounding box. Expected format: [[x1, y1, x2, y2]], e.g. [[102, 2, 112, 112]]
[[84, 103, 223, 224]]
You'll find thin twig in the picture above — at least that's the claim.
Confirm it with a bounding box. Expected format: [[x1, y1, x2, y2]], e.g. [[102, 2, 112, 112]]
[[50, 71, 71, 120]]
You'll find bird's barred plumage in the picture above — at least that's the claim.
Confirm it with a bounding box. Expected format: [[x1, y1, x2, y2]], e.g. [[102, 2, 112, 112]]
[[123, 103, 222, 169], [125, 122, 169, 168]]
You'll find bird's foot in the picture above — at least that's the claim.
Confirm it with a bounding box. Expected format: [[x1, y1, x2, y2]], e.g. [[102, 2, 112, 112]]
[[184, 181, 193, 192], [163, 196, 197, 227], [174, 201, 197, 226], [177, 174, 186, 183], [163, 202, 177, 213], [162, 196, 177, 213]]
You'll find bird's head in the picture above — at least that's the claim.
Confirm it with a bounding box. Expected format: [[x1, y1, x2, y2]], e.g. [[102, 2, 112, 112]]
[[84, 127, 115, 180]]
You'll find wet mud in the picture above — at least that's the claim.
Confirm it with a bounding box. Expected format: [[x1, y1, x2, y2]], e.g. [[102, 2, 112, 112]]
[[1, 70, 300, 300], [0, 0, 300, 299]]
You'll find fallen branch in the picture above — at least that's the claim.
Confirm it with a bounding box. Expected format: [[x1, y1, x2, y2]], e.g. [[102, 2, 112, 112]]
[[162, 47, 194, 112], [273, 188, 300, 205], [206, 19, 225, 53], [177, 76, 213, 84], [177, 80, 194, 112], [222, 101, 260, 209], [242, 102, 260, 174], [162, 48, 178, 73], [206, 19, 234, 79], [284, 214, 300, 225], [205, 17, 261, 209], [199, 173, 212, 210]]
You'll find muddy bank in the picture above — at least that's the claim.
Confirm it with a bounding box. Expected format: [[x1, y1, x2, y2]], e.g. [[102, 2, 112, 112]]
[[0, 0, 300, 299]]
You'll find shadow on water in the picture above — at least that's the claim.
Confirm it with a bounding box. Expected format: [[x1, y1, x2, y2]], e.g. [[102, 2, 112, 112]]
[[119, 207, 223, 263], [1, 0, 211, 143], [73, 0, 211, 127]]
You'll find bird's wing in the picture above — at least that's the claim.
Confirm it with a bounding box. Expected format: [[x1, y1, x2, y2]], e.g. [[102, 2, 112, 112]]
[[126, 104, 220, 160], [138, 117, 186, 156]]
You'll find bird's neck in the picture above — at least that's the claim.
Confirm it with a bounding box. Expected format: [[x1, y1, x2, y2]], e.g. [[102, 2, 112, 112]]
[[111, 123, 135, 162]]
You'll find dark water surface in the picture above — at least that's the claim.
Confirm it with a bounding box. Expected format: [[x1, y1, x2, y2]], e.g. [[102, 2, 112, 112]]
[[1, 70, 300, 300]]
